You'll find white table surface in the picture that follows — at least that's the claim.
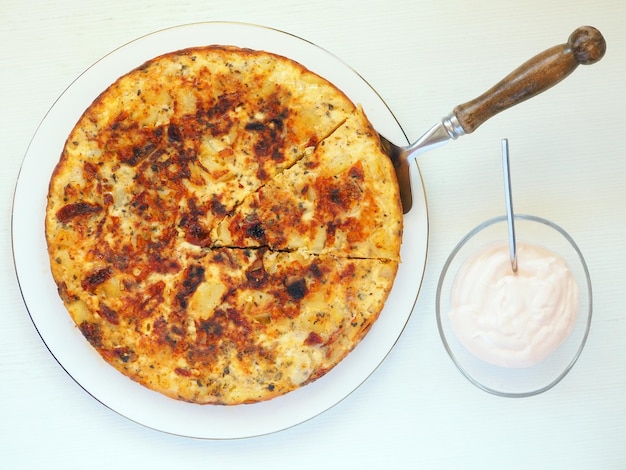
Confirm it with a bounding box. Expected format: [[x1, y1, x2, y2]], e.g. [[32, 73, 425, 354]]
[[2, 0, 626, 468]]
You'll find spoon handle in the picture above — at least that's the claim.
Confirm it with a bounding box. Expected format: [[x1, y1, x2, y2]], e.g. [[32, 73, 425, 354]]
[[502, 139, 517, 273], [453, 26, 606, 134]]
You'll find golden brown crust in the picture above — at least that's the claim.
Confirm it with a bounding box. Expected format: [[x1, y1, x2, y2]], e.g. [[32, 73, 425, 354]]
[[213, 110, 403, 259], [45, 46, 402, 405]]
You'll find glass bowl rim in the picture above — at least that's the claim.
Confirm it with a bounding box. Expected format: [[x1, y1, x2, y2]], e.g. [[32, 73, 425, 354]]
[[435, 213, 593, 397]]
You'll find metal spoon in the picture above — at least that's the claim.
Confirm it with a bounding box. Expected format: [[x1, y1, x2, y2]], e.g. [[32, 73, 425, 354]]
[[501, 138, 517, 273], [379, 26, 606, 213]]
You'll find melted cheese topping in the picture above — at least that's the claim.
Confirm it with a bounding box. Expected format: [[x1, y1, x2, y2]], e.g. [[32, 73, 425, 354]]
[[45, 46, 402, 405]]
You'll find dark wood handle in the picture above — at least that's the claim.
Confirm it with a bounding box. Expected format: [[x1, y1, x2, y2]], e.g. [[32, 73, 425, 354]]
[[453, 26, 606, 134]]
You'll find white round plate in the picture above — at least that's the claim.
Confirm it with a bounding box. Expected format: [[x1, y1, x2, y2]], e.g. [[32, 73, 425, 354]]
[[12, 22, 428, 439]]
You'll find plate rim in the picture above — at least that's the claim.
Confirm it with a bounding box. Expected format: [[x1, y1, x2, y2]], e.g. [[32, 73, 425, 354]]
[[11, 20, 429, 439]]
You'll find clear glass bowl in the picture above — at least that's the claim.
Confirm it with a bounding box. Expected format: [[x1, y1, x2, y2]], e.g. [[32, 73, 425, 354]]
[[436, 214, 592, 397]]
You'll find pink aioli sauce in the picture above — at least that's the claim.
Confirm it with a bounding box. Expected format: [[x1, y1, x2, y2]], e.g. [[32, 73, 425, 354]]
[[448, 241, 579, 368]]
